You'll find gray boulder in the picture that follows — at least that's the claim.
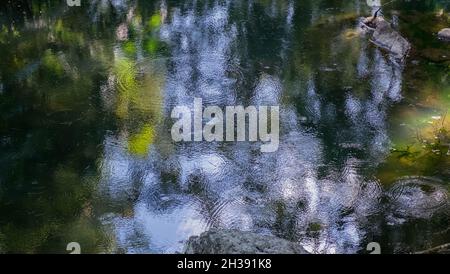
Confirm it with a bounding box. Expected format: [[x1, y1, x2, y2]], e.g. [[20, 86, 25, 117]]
[[184, 229, 309, 254], [361, 17, 410, 60], [438, 28, 450, 41]]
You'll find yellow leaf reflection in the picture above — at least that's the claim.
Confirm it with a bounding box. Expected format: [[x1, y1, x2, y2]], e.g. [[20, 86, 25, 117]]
[[128, 124, 155, 156]]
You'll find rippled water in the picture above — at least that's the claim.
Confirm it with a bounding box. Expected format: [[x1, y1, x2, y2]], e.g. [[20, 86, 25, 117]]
[[0, 0, 449, 254]]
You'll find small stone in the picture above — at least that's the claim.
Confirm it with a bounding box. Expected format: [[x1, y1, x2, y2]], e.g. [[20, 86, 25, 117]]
[[299, 116, 308, 122], [438, 28, 450, 41]]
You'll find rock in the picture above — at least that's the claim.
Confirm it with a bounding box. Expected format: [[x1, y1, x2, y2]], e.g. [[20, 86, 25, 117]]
[[438, 28, 450, 41], [184, 229, 309, 254], [361, 17, 411, 60]]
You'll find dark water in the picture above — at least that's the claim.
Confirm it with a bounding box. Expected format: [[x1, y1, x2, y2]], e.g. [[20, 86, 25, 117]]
[[0, 0, 449, 254]]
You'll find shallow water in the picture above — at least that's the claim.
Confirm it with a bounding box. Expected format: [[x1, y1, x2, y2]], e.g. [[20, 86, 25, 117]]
[[0, 0, 449, 254]]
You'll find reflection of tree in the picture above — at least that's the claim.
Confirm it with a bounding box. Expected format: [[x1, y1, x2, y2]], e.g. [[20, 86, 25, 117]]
[[0, 0, 129, 253]]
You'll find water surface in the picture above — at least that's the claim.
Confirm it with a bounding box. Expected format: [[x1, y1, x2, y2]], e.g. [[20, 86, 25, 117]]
[[0, 0, 449, 254]]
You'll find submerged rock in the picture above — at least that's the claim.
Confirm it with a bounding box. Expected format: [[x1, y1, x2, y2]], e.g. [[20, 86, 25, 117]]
[[184, 229, 309, 254], [438, 28, 450, 41], [361, 17, 410, 60]]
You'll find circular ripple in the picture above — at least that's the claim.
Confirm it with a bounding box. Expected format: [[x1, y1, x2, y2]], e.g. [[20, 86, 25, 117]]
[[387, 176, 449, 219]]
